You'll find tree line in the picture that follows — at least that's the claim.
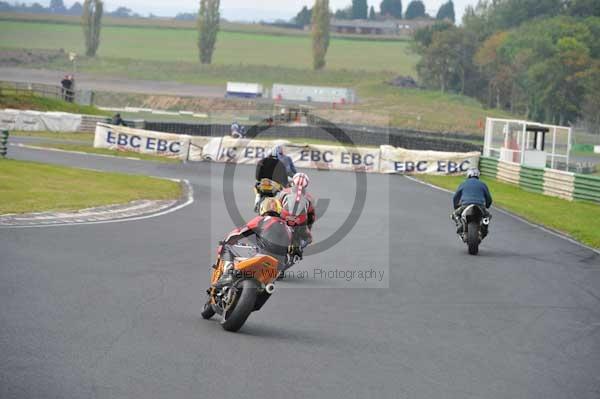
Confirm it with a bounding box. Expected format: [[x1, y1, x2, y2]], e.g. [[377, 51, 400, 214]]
[[77, 0, 329, 70], [294, 0, 455, 24], [0, 0, 145, 18], [413, 0, 600, 130]]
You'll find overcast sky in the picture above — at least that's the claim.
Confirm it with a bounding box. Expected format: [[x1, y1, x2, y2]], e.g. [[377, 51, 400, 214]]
[[53, 1, 477, 22]]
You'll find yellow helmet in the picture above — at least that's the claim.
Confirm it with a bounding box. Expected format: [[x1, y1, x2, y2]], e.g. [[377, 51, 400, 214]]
[[260, 198, 282, 216]]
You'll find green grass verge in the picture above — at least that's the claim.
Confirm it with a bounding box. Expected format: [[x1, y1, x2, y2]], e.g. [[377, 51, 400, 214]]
[[31, 143, 181, 163], [10, 131, 95, 142], [0, 158, 181, 214], [418, 175, 600, 249], [0, 92, 110, 116]]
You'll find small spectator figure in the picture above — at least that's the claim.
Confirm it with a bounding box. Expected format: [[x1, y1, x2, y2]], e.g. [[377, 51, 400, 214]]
[[111, 113, 126, 126], [61, 74, 75, 103]]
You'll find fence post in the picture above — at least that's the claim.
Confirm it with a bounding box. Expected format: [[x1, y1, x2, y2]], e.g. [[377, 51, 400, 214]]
[[0, 130, 9, 158]]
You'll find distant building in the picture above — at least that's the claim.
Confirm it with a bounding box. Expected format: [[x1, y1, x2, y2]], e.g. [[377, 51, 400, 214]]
[[272, 84, 356, 104], [329, 18, 437, 37]]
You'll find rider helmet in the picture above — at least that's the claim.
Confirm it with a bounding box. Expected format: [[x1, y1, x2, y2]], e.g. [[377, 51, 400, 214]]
[[270, 145, 283, 158], [466, 168, 481, 179], [292, 173, 310, 189], [260, 197, 283, 217]]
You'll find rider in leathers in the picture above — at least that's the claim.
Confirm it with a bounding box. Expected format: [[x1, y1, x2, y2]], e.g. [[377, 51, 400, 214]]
[[216, 198, 293, 285], [277, 173, 315, 259], [452, 168, 493, 235]]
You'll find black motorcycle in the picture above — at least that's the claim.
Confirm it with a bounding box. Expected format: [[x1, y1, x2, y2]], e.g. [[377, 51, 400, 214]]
[[454, 204, 491, 255]]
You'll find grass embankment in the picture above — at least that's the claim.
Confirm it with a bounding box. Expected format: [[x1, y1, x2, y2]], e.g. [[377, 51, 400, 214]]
[[418, 175, 600, 248], [0, 158, 181, 214], [0, 92, 110, 116]]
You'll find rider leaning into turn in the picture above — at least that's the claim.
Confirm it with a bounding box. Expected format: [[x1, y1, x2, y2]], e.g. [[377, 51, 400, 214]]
[[452, 168, 493, 233], [216, 198, 293, 285], [277, 172, 316, 259]]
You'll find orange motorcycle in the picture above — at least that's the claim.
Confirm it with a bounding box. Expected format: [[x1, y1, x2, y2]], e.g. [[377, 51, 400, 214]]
[[201, 244, 280, 332]]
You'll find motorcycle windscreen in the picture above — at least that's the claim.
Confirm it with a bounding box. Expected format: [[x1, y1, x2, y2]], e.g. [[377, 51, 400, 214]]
[[235, 255, 279, 285]]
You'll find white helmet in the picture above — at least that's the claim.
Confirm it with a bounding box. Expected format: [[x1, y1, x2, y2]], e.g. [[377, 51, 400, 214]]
[[292, 172, 310, 188], [466, 168, 481, 178]]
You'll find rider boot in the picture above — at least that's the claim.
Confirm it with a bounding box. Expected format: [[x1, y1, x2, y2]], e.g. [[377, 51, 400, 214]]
[[450, 211, 463, 234], [253, 193, 261, 213], [216, 261, 235, 286]]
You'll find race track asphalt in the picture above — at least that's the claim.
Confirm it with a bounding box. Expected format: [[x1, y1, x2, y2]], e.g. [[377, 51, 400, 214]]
[[1, 146, 599, 399]]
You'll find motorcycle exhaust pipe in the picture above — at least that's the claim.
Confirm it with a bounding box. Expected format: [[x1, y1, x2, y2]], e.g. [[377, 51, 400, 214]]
[[482, 218, 490, 225], [265, 283, 275, 294]]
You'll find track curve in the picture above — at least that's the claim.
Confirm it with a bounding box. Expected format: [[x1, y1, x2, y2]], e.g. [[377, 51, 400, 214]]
[[1, 145, 599, 399]]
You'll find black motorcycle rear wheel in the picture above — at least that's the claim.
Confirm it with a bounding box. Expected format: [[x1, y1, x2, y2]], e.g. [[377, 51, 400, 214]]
[[220, 279, 259, 332], [467, 221, 480, 255]]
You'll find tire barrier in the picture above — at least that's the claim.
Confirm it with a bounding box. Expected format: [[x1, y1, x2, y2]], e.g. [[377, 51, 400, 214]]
[[574, 174, 600, 203], [480, 156, 600, 203], [0, 130, 8, 157]]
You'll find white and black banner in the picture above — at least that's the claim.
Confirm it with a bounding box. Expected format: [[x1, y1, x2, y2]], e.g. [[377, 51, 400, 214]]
[[94, 123, 191, 160], [93, 126, 480, 175], [199, 137, 381, 173], [379, 145, 480, 175]]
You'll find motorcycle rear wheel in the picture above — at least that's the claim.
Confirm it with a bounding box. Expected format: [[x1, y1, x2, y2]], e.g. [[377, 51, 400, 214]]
[[467, 221, 480, 255], [220, 279, 259, 332]]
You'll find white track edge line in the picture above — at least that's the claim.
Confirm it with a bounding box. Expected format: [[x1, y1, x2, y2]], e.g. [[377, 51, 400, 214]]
[[404, 175, 600, 256], [0, 180, 194, 229]]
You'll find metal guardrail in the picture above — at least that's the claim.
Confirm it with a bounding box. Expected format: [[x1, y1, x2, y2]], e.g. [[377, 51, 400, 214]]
[[0, 80, 93, 105]]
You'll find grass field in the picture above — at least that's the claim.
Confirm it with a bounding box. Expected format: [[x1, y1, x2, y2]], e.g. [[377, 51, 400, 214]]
[[418, 175, 600, 248], [0, 21, 417, 74], [0, 158, 181, 214], [0, 19, 515, 134], [0, 12, 411, 40]]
